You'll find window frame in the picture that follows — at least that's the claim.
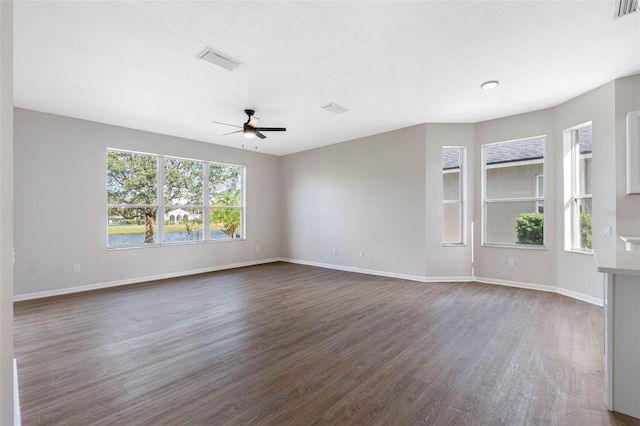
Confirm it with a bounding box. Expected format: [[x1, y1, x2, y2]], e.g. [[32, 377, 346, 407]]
[[106, 148, 245, 250], [564, 123, 593, 254], [481, 135, 546, 249], [442, 146, 466, 246]]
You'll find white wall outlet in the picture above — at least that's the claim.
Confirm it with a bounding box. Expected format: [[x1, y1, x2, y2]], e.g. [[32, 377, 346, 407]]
[[332, 248, 337, 255], [255, 245, 261, 252], [603, 226, 611, 237], [73, 263, 81, 272], [359, 250, 365, 257], [508, 258, 515, 267]]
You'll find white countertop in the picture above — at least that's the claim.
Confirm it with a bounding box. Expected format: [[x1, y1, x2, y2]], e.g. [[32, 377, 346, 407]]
[[594, 250, 640, 276]]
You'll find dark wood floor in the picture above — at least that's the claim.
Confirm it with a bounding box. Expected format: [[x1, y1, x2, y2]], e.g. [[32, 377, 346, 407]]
[[13, 262, 640, 425]]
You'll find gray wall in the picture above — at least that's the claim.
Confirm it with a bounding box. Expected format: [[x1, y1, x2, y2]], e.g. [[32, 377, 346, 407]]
[[615, 75, 640, 242], [281, 125, 430, 278], [280, 76, 638, 302], [0, 1, 14, 423], [12, 74, 640, 306], [13, 109, 282, 297]]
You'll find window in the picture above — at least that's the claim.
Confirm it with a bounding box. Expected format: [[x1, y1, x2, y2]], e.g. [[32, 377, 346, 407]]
[[442, 147, 465, 245], [482, 136, 545, 247], [565, 124, 593, 252], [107, 149, 244, 248], [535, 174, 544, 213]]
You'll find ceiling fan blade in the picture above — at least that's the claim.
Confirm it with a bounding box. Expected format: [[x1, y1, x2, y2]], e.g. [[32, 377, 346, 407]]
[[256, 127, 286, 132], [212, 120, 242, 128], [223, 130, 242, 136], [256, 131, 267, 139]]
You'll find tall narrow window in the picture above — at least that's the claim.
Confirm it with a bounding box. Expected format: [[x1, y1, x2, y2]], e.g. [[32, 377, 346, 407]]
[[442, 147, 464, 245], [107, 150, 159, 247], [163, 157, 205, 244], [209, 164, 243, 240], [482, 136, 545, 247], [567, 124, 593, 252]]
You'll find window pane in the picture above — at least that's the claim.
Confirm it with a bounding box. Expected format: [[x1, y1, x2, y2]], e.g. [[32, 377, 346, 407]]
[[485, 138, 544, 199], [107, 151, 157, 205], [576, 198, 593, 250], [210, 208, 242, 240], [107, 207, 157, 247], [486, 202, 543, 245], [164, 207, 204, 243], [164, 158, 204, 206], [209, 164, 242, 206], [443, 203, 462, 244]]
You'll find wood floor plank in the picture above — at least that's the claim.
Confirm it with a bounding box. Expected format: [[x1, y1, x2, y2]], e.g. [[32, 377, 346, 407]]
[[13, 262, 640, 425]]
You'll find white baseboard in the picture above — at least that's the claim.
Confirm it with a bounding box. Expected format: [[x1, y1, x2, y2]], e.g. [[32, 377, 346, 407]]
[[13, 257, 603, 307], [474, 276, 603, 306], [281, 258, 473, 283], [283, 258, 602, 306], [14, 358, 21, 426], [13, 258, 282, 302]]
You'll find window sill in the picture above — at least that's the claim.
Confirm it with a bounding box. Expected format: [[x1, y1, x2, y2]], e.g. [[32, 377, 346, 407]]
[[443, 243, 467, 247], [482, 243, 546, 250], [107, 238, 246, 251], [564, 248, 594, 256]]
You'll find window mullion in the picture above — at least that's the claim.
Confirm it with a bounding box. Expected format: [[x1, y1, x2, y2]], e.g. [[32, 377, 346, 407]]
[[157, 155, 165, 244], [203, 164, 210, 241]]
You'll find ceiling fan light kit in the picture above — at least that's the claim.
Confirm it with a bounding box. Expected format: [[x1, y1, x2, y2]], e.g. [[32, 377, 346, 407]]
[[212, 109, 286, 144]]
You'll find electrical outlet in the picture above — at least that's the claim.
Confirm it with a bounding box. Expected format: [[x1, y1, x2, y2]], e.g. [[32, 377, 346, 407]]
[[73, 263, 81, 272], [508, 258, 515, 267], [332, 248, 337, 255], [603, 226, 611, 237], [255, 245, 261, 252], [359, 250, 365, 257]]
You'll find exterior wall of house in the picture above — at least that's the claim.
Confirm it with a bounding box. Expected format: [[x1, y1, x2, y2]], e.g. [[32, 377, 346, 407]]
[[13, 109, 282, 297], [485, 163, 544, 244]]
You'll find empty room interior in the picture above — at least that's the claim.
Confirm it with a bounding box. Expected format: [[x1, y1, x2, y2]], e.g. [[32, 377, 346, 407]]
[[1, 1, 640, 425]]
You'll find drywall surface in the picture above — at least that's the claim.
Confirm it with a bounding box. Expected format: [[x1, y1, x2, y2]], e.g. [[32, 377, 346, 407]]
[[281, 125, 428, 278], [424, 123, 475, 279], [615, 75, 640, 244], [13, 109, 282, 297], [0, 1, 14, 423], [554, 82, 616, 300], [473, 109, 558, 287]]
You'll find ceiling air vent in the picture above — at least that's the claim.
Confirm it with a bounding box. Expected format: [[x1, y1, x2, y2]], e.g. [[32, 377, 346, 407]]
[[614, 0, 638, 18], [197, 47, 243, 72], [321, 103, 349, 114]]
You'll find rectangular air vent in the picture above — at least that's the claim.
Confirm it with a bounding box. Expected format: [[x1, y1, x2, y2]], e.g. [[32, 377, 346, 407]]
[[614, 0, 638, 18], [197, 47, 243, 72], [321, 103, 349, 114]]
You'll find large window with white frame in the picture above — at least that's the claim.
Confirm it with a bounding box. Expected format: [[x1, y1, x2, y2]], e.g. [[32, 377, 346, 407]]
[[107, 149, 244, 248], [442, 146, 465, 245], [564, 124, 593, 253], [482, 136, 545, 247]]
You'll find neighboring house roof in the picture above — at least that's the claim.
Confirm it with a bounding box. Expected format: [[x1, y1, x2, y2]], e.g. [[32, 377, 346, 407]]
[[442, 126, 592, 170]]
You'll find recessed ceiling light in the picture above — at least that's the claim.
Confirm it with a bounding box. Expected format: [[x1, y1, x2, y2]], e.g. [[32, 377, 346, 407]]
[[481, 80, 499, 90]]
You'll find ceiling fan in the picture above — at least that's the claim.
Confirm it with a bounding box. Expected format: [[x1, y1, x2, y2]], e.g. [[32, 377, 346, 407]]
[[212, 109, 286, 139]]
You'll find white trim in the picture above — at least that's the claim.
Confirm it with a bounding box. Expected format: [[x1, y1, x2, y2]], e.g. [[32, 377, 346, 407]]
[[626, 111, 640, 194], [474, 276, 603, 306], [13, 258, 281, 301], [14, 258, 603, 308], [13, 358, 21, 426], [281, 258, 473, 283]]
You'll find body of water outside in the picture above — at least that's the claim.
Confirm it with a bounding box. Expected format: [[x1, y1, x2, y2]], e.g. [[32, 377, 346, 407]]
[[109, 230, 231, 247]]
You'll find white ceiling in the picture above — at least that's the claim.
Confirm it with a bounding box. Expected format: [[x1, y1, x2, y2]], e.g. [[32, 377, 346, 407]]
[[13, 1, 640, 156]]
